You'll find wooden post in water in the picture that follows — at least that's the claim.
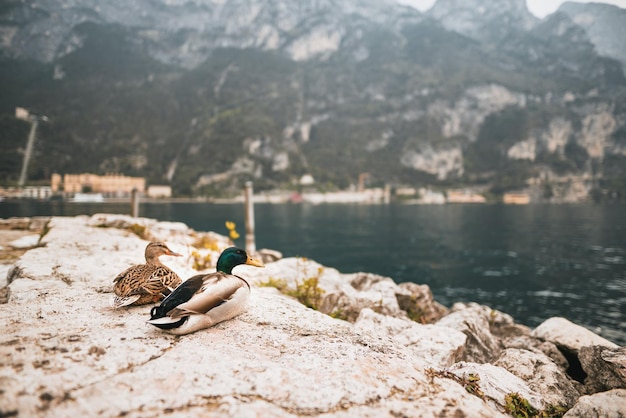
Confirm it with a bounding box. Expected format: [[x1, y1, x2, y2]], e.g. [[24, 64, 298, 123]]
[[244, 181, 256, 254], [18, 119, 39, 188], [384, 183, 391, 204], [131, 188, 140, 218]]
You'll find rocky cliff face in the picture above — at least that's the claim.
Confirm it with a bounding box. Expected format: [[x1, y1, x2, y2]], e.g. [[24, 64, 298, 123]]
[[1, 0, 625, 201], [559, 1, 626, 69], [0, 0, 405, 66], [427, 0, 537, 41]]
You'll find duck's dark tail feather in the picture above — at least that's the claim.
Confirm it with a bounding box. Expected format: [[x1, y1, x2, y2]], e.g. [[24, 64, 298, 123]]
[[150, 305, 167, 320], [147, 315, 188, 330]]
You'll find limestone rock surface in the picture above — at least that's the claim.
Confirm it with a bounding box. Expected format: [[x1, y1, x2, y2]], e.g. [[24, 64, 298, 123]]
[[435, 303, 503, 363], [563, 389, 626, 418], [0, 215, 622, 417], [0, 216, 508, 417], [578, 346, 626, 393], [494, 348, 580, 408], [532, 317, 619, 352], [354, 308, 466, 368]]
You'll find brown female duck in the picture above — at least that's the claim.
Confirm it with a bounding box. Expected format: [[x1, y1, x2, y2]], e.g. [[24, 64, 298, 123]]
[[111, 241, 183, 309]]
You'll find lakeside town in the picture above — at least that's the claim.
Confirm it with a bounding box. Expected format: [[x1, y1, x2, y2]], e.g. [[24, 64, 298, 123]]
[[0, 171, 594, 205]]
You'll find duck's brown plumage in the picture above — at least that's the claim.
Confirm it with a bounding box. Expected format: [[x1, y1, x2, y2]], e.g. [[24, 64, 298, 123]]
[[111, 242, 183, 309]]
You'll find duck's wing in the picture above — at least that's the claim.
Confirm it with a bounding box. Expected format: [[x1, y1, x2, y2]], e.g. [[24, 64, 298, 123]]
[[167, 273, 245, 318], [110, 265, 149, 308], [113, 264, 141, 284], [109, 294, 142, 309], [149, 274, 208, 320], [156, 266, 182, 289], [140, 266, 181, 295]]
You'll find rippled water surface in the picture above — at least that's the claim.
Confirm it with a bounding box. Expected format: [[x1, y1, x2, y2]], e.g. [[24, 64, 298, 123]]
[[3, 200, 625, 345]]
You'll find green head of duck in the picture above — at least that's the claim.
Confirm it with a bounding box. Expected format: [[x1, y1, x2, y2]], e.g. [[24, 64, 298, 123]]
[[217, 247, 265, 274]]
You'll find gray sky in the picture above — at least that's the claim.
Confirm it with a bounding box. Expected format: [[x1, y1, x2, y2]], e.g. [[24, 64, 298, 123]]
[[397, 0, 626, 18]]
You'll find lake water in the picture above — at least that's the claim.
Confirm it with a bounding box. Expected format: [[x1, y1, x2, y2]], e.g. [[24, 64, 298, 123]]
[[2, 200, 625, 345]]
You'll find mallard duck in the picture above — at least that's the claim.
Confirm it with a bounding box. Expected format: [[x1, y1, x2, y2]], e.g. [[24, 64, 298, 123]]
[[147, 247, 264, 335], [111, 241, 183, 309]]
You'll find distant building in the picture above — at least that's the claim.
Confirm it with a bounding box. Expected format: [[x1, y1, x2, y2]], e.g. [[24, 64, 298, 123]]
[[299, 174, 315, 186], [395, 187, 417, 197], [418, 188, 446, 204], [15, 107, 29, 121], [446, 189, 486, 203], [303, 188, 386, 204], [503, 193, 530, 205], [147, 185, 172, 198], [52, 173, 145, 197], [21, 186, 53, 200]]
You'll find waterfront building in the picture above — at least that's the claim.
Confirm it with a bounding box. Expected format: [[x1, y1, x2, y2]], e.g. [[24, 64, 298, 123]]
[[147, 185, 172, 198], [503, 193, 531, 204], [446, 189, 487, 203], [51, 173, 145, 197]]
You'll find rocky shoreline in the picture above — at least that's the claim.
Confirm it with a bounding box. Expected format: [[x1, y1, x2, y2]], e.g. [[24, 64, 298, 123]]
[[1, 214, 624, 417]]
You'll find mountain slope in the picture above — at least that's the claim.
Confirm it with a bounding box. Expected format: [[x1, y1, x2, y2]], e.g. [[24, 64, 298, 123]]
[[558, 1, 626, 69], [1, 0, 625, 201]]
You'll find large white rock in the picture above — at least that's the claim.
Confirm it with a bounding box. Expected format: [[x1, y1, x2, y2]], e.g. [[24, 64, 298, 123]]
[[436, 303, 502, 363], [504, 335, 570, 370], [395, 282, 449, 323], [354, 308, 467, 368], [0, 265, 10, 288], [1, 215, 618, 417], [245, 257, 406, 321], [447, 362, 546, 412], [450, 302, 531, 339], [8, 234, 40, 249], [578, 346, 626, 393], [563, 389, 626, 418], [532, 317, 619, 352], [0, 216, 517, 417], [494, 348, 580, 408]]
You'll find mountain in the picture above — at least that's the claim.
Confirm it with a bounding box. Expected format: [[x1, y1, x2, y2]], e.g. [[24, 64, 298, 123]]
[[558, 1, 626, 69], [427, 0, 537, 42], [1, 0, 625, 202]]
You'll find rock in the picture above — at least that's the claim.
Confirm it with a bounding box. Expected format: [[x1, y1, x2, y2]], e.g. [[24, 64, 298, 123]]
[[436, 303, 503, 363], [245, 259, 406, 322], [0, 217, 30, 230], [494, 348, 580, 408], [8, 217, 195, 293], [0, 215, 620, 417], [344, 272, 407, 318], [257, 248, 283, 263], [395, 282, 449, 323], [532, 317, 618, 352], [88, 213, 157, 230], [8, 234, 40, 249], [446, 362, 546, 412], [532, 317, 619, 388], [0, 265, 10, 304], [409, 376, 511, 418], [87, 213, 215, 248], [0, 265, 9, 287], [148, 220, 196, 243], [578, 346, 626, 393], [452, 302, 531, 339], [354, 308, 467, 368], [1, 216, 520, 417], [28, 216, 51, 231], [504, 335, 570, 370], [563, 389, 626, 418]]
